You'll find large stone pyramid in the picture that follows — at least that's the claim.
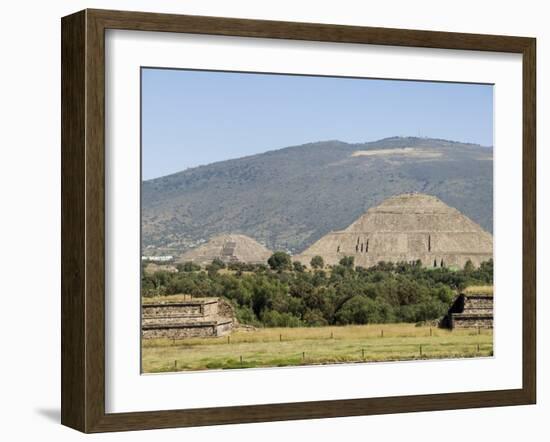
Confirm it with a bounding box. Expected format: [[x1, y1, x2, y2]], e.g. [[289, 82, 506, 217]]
[[295, 193, 493, 269], [179, 234, 272, 265]]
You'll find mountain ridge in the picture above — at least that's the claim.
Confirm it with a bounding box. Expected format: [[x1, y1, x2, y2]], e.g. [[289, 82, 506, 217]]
[[144, 136, 492, 183], [142, 136, 493, 256]]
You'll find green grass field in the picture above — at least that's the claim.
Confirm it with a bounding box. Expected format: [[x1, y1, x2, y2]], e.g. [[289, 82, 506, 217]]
[[142, 324, 493, 373]]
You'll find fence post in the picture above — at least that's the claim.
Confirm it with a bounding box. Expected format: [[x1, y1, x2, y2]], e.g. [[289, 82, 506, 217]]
[[420, 345, 423, 357], [174, 360, 178, 369], [430, 327, 433, 337], [331, 331, 334, 339], [362, 349, 365, 359], [227, 336, 230, 344], [240, 355, 243, 365], [280, 334, 282, 342], [302, 352, 305, 361], [381, 329, 384, 338]]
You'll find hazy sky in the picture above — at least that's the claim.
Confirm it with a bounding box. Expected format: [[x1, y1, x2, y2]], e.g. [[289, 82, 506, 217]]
[[142, 68, 493, 180]]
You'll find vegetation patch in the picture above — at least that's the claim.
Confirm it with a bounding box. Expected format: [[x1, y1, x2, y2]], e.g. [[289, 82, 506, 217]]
[[142, 257, 493, 328]]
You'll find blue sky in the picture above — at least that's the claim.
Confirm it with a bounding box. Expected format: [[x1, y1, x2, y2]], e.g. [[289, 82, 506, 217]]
[[142, 68, 493, 180]]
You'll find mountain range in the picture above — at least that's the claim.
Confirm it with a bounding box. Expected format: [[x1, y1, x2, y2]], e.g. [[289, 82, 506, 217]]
[[142, 136, 493, 255]]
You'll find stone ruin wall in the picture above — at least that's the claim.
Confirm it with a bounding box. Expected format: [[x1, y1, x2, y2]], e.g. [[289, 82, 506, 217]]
[[444, 294, 494, 329], [142, 323, 231, 339], [142, 298, 234, 339], [461, 296, 493, 314], [451, 314, 493, 329]]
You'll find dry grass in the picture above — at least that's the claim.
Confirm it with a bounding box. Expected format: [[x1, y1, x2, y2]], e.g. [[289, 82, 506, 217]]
[[142, 294, 198, 304], [464, 285, 493, 295], [142, 323, 493, 373]]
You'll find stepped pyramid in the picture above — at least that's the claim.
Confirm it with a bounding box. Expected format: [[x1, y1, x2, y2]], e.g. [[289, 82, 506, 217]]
[[179, 234, 272, 265], [295, 193, 493, 268]]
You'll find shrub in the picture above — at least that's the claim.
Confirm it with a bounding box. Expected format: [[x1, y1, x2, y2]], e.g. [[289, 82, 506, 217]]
[[268, 251, 292, 271], [211, 258, 226, 269], [293, 261, 306, 273], [335, 296, 386, 325], [339, 256, 355, 269], [463, 259, 475, 273], [177, 261, 201, 272], [303, 309, 328, 326], [310, 255, 324, 269], [261, 310, 302, 327]]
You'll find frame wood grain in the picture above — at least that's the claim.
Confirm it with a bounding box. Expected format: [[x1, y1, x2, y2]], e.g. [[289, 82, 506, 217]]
[[61, 8, 536, 433]]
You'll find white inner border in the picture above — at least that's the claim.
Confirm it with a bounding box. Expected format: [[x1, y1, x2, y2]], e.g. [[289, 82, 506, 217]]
[[105, 30, 523, 413]]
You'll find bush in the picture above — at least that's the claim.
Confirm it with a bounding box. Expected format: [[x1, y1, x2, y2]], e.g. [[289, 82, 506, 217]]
[[303, 309, 329, 326], [335, 296, 385, 325], [211, 258, 226, 269], [268, 251, 292, 271], [339, 256, 355, 269], [177, 261, 201, 272], [463, 259, 475, 273], [261, 310, 302, 327], [310, 255, 324, 269], [293, 261, 306, 272], [235, 305, 262, 327]]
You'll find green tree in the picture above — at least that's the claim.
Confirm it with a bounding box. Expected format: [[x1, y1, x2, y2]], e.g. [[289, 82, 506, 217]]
[[268, 251, 292, 271], [303, 309, 328, 326], [463, 259, 475, 273], [261, 310, 302, 327], [339, 256, 355, 269], [177, 261, 201, 272], [211, 258, 226, 269], [293, 261, 306, 272], [310, 255, 324, 269], [335, 296, 385, 325]]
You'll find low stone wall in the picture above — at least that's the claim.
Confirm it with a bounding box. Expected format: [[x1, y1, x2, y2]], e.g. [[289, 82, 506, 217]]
[[142, 319, 233, 339], [142, 299, 218, 318], [450, 313, 493, 329], [215, 320, 234, 336], [142, 297, 234, 339]]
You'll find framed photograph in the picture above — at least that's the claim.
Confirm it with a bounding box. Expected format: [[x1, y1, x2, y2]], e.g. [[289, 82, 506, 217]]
[[61, 9, 536, 433]]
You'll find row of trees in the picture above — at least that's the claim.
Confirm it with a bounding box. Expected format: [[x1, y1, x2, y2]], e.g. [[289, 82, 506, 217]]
[[142, 254, 493, 328]]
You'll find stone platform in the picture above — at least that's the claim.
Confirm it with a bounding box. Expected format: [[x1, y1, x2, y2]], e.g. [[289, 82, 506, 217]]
[[142, 297, 234, 339], [441, 293, 493, 329]]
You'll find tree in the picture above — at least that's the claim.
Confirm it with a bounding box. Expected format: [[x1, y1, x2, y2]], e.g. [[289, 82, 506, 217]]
[[463, 259, 475, 273], [267, 251, 292, 271], [303, 309, 328, 326], [335, 296, 385, 325], [177, 261, 201, 272], [310, 255, 324, 269], [206, 264, 219, 276], [293, 261, 306, 272], [211, 258, 226, 269], [339, 256, 355, 269]]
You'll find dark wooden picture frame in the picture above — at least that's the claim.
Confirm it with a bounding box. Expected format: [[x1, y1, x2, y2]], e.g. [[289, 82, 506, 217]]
[[61, 9, 536, 433]]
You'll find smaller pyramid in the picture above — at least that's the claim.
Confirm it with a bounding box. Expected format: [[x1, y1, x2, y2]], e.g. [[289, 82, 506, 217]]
[[179, 234, 272, 265]]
